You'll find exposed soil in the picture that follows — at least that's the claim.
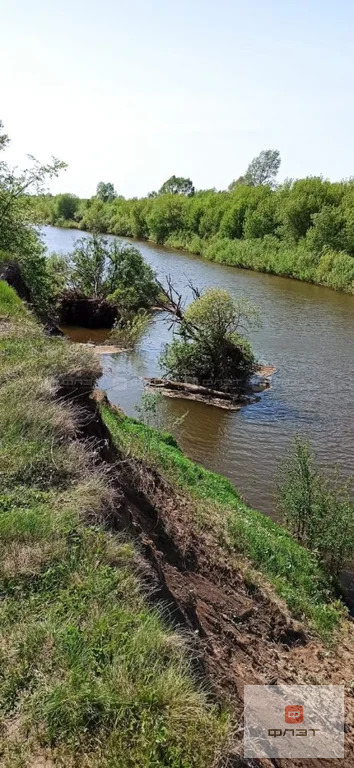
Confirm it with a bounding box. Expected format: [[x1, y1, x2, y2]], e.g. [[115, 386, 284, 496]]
[[68, 388, 354, 766], [0, 260, 32, 302], [114, 456, 354, 767], [92, 344, 125, 354], [58, 292, 119, 328]]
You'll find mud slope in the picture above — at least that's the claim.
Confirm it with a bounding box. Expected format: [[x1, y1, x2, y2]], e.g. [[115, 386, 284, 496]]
[[83, 391, 354, 767]]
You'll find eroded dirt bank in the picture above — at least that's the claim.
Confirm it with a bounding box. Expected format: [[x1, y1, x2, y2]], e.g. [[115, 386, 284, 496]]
[[71, 387, 354, 767], [2, 266, 353, 765], [58, 292, 119, 328]]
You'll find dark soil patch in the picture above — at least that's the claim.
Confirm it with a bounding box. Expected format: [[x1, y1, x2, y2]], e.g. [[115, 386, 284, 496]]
[[58, 292, 119, 329], [0, 260, 31, 302]]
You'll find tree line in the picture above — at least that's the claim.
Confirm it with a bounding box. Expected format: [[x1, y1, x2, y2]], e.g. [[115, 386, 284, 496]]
[[33, 148, 354, 293]]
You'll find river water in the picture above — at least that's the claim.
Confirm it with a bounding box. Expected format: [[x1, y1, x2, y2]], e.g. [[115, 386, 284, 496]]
[[42, 225, 354, 517]]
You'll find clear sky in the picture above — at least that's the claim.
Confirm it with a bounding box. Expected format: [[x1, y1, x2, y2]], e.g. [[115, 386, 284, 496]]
[[1, 0, 354, 197]]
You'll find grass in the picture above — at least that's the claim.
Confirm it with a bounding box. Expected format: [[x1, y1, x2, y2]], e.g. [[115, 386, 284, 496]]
[[0, 281, 228, 768], [102, 409, 346, 640], [164, 235, 354, 294]]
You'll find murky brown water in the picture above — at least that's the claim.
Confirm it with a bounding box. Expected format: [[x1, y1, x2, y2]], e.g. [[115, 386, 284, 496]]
[[44, 226, 354, 517], [59, 326, 110, 344]]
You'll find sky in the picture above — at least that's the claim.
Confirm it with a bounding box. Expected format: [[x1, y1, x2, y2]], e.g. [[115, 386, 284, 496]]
[[1, 0, 354, 198]]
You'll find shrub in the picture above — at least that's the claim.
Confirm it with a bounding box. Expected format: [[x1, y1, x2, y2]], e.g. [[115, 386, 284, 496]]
[[161, 288, 259, 388], [106, 241, 160, 311], [53, 193, 79, 222], [109, 309, 150, 347], [278, 437, 354, 577], [67, 236, 160, 311]]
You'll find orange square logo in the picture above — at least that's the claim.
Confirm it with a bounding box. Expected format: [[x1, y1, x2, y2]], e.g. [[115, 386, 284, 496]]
[[285, 705, 303, 724]]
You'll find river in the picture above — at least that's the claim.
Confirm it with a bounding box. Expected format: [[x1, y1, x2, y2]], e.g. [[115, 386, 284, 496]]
[[42, 225, 354, 518]]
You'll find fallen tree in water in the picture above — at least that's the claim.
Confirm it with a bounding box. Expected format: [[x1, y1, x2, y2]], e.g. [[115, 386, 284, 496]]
[[145, 365, 275, 409], [146, 377, 250, 409]]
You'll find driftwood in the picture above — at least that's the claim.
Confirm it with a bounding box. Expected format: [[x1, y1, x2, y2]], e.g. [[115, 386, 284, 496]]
[[145, 366, 276, 411], [145, 378, 255, 410]]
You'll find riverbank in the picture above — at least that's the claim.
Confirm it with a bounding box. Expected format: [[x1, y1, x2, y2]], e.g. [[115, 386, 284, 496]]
[[166, 233, 354, 294], [35, 172, 354, 295], [102, 400, 344, 638], [3, 279, 354, 764], [0, 281, 226, 767], [41, 218, 354, 293]]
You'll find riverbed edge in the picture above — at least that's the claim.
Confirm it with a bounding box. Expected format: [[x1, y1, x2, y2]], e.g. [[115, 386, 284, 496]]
[[44, 223, 354, 295], [101, 395, 346, 640]]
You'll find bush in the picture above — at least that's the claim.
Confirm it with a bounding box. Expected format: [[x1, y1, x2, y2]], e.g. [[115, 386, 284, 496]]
[[161, 288, 259, 388], [46, 252, 72, 304], [53, 193, 79, 222], [109, 309, 150, 347], [106, 241, 160, 311], [67, 235, 160, 311], [278, 437, 354, 577]]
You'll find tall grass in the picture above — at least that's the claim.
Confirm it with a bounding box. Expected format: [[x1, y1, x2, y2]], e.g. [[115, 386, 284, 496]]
[[201, 237, 354, 293]]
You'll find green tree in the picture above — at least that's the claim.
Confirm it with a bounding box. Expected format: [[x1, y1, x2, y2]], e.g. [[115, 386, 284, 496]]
[[0, 119, 66, 312], [277, 177, 343, 241], [161, 288, 259, 388], [79, 198, 110, 232], [0, 121, 9, 151], [71, 236, 107, 296], [53, 193, 79, 221], [219, 186, 266, 239], [196, 192, 228, 239], [130, 199, 149, 239], [243, 191, 278, 239], [305, 205, 347, 253], [69, 235, 160, 311], [243, 149, 281, 188], [159, 175, 195, 197], [228, 176, 245, 191], [96, 181, 117, 202], [107, 241, 160, 311], [146, 195, 186, 242]]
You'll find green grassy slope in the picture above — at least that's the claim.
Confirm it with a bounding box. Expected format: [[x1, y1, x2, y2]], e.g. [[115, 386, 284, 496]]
[[0, 281, 227, 768]]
